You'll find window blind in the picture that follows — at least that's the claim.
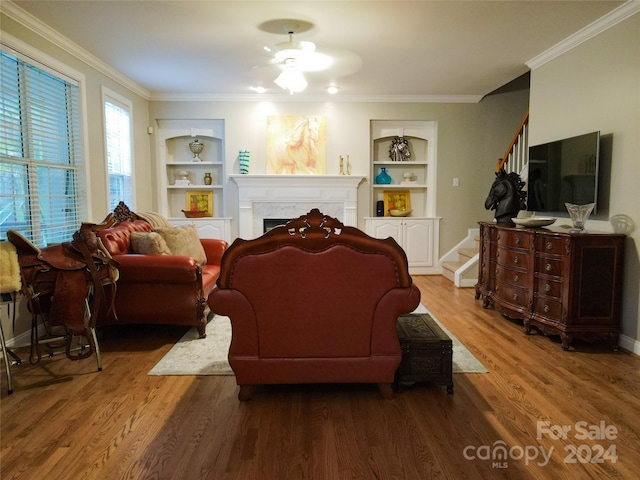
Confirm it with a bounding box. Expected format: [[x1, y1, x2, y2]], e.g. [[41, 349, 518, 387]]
[[0, 50, 86, 247], [104, 97, 133, 211]]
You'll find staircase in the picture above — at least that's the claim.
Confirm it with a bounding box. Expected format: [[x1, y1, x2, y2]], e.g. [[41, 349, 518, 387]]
[[496, 111, 529, 176], [440, 229, 480, 288], [441, 111, 529, 287]]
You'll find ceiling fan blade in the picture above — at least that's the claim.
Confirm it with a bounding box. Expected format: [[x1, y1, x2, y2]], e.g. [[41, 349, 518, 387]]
[[313, 47, 363, 77], [293, 51, 333, 72], [254, 20, 363, 87]]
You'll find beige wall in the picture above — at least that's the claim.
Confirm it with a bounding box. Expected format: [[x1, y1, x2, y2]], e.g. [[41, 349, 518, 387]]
[[149, 94, 527, 252], [1, 14, 151, 340], [529, 13, 640, 349], [1, 14, 152, 221], [1, 11, 526, 342]]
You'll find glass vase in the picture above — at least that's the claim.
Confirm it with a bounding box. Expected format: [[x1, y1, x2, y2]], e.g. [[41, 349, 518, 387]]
[[239, 150, 250, 174], [375, 167, 392, 185], [565, 202, 595, 232]]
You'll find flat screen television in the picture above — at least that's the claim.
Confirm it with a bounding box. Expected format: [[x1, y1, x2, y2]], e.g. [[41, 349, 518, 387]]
[[527, 131, 600, 216]]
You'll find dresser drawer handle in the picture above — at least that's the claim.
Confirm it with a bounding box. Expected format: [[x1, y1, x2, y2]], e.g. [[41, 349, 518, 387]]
[[515, 237, 521, 245], [513, 293, 519, 301], [545, 263, 552, 271], [497, 234, 501, 241], [546, 241, 553, 250], [513, 274, 519, 282], [543, 304, 550, 313], [513, 256, 519, 264], [544, 283, 551, 292]]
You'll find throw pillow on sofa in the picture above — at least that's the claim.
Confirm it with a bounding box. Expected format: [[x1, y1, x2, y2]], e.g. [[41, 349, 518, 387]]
[[130, 231, 172, 255], [155, 225, 207, 265]]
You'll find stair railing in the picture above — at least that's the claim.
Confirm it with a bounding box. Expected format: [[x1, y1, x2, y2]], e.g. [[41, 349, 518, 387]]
[[496, 111, 529, 175]]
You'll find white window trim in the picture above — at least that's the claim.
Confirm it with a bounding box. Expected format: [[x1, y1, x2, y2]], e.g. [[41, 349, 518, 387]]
[[101, 86, 135, 211], [1, 32, 92, 219]]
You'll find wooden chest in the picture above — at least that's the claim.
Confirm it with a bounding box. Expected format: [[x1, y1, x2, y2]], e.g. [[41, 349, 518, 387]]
[[395, 313, 454, 393]]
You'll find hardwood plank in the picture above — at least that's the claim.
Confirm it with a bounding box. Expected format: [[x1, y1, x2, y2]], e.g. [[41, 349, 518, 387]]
[[2, 276, 639, 479]]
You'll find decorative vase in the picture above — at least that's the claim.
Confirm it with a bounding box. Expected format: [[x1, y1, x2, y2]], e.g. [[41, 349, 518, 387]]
[[565, 202, 595, 232], [375, 167, 392, 184], [239, 150, 250, 174], [203, 172, 212, 185], [189, 139, 204, 161]]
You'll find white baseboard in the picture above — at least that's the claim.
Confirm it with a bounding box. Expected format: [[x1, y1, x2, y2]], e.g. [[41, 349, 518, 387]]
[[4, 324, 47, 350], [4, 328, 31, 350], [619, 334, 640, 356]]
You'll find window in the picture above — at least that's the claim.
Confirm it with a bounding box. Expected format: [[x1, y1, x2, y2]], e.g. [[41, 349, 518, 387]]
[[103, 88, 133, 211], [0, 48, 86, 247]]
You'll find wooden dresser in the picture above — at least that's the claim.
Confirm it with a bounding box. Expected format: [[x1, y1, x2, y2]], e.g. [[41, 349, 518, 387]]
[[475, 222, 625, 350]]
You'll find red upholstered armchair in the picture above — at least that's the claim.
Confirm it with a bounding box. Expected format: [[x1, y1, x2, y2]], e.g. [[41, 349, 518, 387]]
[[96, 204, 227, 337], [209, 209, 421, 400]]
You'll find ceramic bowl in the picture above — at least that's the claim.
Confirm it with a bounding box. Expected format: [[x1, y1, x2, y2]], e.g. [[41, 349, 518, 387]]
[[389, 209, 413, 217], [512, 216, 556, 228]]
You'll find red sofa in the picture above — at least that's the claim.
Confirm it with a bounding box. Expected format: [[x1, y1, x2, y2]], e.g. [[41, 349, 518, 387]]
[[97, 218, 227, 338], [209, 209, 421, 400]]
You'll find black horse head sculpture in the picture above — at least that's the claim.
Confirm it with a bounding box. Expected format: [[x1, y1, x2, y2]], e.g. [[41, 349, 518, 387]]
[[484, 168, 527, 225]]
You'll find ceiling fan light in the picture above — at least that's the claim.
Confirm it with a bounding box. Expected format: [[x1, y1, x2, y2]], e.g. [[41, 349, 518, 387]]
[[274, 68, 307, 94]]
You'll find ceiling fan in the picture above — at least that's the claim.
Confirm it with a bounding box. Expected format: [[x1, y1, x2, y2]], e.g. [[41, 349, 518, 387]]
[[268, 29, 331, 94], [259, 19, 362, 94]]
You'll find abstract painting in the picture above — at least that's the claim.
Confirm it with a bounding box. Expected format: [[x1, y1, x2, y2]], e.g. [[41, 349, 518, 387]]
[[266, 116, 326, 174]]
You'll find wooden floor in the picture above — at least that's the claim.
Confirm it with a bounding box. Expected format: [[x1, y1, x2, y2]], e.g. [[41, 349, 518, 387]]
[[2, 275, 639, 480]]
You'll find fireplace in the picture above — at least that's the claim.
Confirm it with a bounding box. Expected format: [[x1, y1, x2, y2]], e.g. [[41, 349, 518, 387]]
[[263, 218, 290, 233], [230, 175, 365, 239]]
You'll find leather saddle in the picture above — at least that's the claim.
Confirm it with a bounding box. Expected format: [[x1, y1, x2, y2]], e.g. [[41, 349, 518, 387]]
[[7, 222, 119, 362]]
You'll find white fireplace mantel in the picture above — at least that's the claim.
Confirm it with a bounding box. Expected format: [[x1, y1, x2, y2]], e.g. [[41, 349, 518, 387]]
[[229, 174, 365, 239]]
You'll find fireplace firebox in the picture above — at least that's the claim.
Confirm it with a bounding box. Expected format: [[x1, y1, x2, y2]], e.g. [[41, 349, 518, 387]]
[[263, 219, 290, 233]]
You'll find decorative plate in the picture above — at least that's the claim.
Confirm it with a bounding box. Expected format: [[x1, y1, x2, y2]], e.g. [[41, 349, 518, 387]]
[[512, 217, 557, 228]]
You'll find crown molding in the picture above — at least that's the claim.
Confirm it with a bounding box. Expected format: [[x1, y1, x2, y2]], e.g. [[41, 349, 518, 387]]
[[149, 93, 483, 104], [0, 1, 480, 105], [527, 0, 640, 70], [9, 0, 632, 102], [1, 1, 151, 100]]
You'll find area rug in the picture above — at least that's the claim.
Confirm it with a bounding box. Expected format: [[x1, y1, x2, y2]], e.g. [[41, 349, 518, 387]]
[[148, 304, 487, 376]]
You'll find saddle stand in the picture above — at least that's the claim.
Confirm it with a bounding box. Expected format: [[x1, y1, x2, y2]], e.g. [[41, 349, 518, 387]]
[[7, 223, 118, 370]]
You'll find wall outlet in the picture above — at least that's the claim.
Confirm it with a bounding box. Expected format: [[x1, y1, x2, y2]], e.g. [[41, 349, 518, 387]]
[[453, 177, 460, 187]]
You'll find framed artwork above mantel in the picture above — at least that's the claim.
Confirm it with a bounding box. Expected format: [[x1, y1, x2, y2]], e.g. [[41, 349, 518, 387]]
[[266, 115, 326, 175]]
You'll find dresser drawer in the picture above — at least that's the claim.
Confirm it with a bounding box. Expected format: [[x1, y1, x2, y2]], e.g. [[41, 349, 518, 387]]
[[497, 230, 531, 249], [496, 246, 530, 270], [533, 295, 564, 321], [495, 280, 530, 309], [534, 276, 563, 299], [496, 265, 528, 288], [536, 235, 569, 255], [535, 256, 564, 276]]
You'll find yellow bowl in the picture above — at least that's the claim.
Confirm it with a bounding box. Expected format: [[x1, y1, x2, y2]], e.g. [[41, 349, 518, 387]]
[[389, 209, 412, 217]]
